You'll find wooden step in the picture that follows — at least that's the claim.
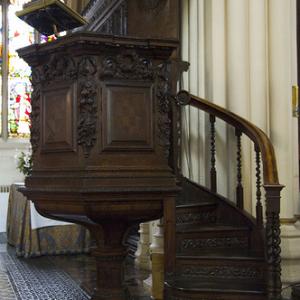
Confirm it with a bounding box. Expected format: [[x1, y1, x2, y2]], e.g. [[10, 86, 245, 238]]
[[176, 202, 218, 226], [176, 248, 263, 258], [292, 285, 300, 300], [176, 225, 250, 254], [165, 278, 266, 300], [175, 255, 266, 283]]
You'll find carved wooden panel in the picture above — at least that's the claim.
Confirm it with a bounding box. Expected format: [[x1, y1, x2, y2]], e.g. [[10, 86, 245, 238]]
[[102, 83, 154, 151], [41, 82, 76, 153]]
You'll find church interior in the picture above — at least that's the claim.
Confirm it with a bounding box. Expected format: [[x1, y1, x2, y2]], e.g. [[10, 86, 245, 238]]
[[0, 0, 300, 299]]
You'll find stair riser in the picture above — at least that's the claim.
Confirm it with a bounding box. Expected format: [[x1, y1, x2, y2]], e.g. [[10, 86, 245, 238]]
[[165, 288, 266, 300], [176, 231, 250, 254], [176, 205, 217, 226], [176, 259, 266, 283]]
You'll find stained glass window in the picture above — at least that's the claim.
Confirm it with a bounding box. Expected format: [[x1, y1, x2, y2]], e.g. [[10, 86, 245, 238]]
[[7, 3, 34, 138]]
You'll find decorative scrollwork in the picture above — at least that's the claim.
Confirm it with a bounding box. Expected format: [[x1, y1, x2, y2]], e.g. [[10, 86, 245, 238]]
[[181, 266, 263, 279], [78, 56, 97, 77], [100, 52, 154, 80], [30, 87, 41, 155], [78, 80, 98, 157], [156, 62, 172, 158], [176, 211, 216, 225], [181, 237, 248, 250]]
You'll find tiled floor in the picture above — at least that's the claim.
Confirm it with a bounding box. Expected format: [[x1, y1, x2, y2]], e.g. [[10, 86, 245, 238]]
[[0, 235, 151, 300]]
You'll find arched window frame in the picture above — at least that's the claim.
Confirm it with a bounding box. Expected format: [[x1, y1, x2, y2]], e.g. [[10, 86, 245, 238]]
[[0, 0, 36, 143]]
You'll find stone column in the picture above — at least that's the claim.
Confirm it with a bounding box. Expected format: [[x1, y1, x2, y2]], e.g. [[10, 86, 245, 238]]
[[143, 219, 164, 300], [135, 222, 151, 270], [268, 0, 299, 296], [226, 0, 252, 213]]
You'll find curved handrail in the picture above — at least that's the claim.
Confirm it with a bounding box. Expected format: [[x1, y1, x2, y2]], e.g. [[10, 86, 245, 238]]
[[176, 91, 283, 299], [177, 91, 280, 186]]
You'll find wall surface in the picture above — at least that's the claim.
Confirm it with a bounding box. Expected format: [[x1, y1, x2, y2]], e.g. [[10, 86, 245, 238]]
[[181, 0, 299, 293]]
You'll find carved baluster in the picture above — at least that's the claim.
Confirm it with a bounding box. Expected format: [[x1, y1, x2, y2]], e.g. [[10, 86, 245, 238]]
[[255, 146, 263, 227], [236, 129, 244, 209], [210, 115, 217, 193], [264, 185, 284, 300]]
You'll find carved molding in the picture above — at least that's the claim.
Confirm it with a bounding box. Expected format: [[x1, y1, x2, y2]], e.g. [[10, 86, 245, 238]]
[[156, 62, 171, 158], [76, 56, 98, 157], [181, 237, 248, 250], [30, 79, 41, 155], [181, 266, 263, 279], [78, 80, 98, 157]]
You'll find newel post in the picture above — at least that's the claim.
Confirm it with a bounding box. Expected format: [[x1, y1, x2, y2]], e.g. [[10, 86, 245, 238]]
[[264, 184, 284, 300]]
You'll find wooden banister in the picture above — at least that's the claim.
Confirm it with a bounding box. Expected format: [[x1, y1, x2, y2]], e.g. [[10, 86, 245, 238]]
[[177, 90, 280, 185], [176, 90, 284, 300]]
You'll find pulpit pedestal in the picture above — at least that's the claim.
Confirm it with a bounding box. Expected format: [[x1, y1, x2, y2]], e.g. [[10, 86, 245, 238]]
[[18, 33, 179, 299]]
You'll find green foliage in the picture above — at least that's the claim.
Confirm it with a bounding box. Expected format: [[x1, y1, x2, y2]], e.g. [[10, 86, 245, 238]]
[[17, 151, 32, 176]]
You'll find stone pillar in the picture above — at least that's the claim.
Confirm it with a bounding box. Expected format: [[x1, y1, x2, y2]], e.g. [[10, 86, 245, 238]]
[[144, 219, 164, 300], [268, 0, 299, 297], [226, 0, 252, 213], [135, 222, 151, 270]]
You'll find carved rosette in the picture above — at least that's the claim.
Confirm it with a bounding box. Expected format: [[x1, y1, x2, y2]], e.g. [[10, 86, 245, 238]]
[[78, 56, 98, 157], [100, 51, 172, 159]]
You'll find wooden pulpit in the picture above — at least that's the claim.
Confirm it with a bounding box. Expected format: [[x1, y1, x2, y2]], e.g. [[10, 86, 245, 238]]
[[18, 33, 180, 299]]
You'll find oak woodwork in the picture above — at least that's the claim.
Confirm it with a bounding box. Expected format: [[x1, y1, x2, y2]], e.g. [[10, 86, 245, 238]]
[[18, 33, 180, 300]]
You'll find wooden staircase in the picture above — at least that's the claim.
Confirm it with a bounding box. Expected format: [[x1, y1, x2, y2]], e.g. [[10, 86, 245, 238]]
[[164, 91, 284, 300], [166, 178, 267, 300]]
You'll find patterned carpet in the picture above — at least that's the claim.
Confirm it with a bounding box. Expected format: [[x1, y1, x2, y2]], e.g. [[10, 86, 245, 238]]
[[0, 245, 16, 300], [0, 240, 90, 300], [0, 236, 151, 300]]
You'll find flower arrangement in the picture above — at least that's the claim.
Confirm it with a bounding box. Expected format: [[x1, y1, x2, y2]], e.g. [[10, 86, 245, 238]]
[[17, 149, 32, 176]]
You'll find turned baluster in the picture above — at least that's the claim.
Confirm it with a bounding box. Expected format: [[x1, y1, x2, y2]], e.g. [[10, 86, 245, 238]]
[[210, 115, 217, 193], [235, 129, 244, 209], [255, 146, 263, 227]]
